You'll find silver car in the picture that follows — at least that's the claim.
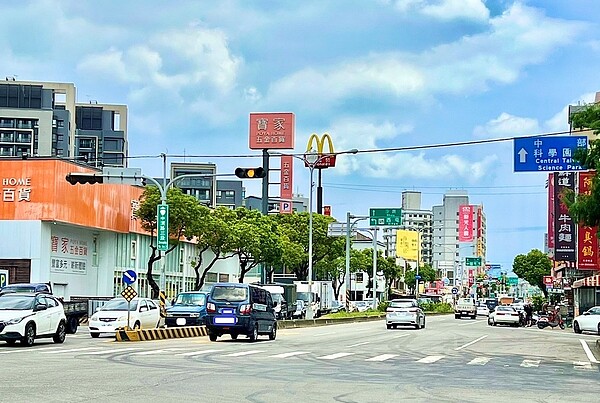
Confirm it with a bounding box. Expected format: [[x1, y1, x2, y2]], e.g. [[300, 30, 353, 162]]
[[386, 299, 425, 330]]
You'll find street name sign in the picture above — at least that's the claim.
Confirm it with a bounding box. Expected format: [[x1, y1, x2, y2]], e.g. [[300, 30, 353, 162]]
[[465, 257, 482, 266], [513, 136, 587, 172], [369, 208, 402, 226], [157, 204, 169, 251], [122, 270, 137, 285]]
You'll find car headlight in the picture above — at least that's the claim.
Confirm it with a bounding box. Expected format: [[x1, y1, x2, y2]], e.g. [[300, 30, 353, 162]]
[[6, 317, 25, 325], [166, 312, 174, 317], [90, 314, 98, 321]]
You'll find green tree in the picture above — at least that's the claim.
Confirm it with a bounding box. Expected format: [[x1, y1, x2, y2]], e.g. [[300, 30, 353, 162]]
[[135, 186, 202, 298], [512, 249, 552, 297], [314, 236, 346, 300], [227, 208, 282, 283], [565, 104, 600, 231], [186, 206, 236, 290]]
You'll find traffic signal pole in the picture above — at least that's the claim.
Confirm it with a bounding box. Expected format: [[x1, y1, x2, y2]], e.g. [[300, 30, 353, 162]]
[[261, 149, 270, 284]]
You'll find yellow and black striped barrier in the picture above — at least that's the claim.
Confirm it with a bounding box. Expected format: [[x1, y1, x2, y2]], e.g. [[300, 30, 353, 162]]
[[115, 325, 208, 342], [159, 291, 167, 318]]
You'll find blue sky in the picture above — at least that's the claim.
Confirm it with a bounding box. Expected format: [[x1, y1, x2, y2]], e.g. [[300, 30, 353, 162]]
[[3, 0, 600, 269]]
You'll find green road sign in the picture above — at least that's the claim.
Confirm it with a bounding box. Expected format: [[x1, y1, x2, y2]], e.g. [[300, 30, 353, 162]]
[[507, 277, 519, 286], [157, 204, 169, 251], [369, 208, 402, 226], [465, 257, 482, 266]]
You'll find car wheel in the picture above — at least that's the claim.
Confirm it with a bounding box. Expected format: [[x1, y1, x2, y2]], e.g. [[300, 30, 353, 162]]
[[53, 321, 66, 344], [231, 333, 238, 340], [269, 323, 277, 341], [66, 317, 79, 334], [209, 333, 218, 342], [421, 318, 426, 329], [249, 323, 259, 342], [133, 321, 141, 330], [455, 314, 460, 319], [5, 340, 17, 346], [90, 333, 100, 338], [598, 323, 600, 336], [21, 323, 36, 347], [573, 321, 582, 334]]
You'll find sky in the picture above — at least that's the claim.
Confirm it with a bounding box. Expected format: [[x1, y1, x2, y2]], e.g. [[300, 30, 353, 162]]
[[3, 0, 600, 269]]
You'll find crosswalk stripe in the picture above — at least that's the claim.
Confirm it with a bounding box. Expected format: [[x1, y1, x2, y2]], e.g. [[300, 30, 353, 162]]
[[42, 347, 100, 354], [520, 359, 540, 368], [176, 349, 223, 357], [79, 347, 142, 355], [417, 355, 444, 364], [366, 354, 397, 362], [467, 357, 491, 366], [269, 351, 310, 358], [222, 350, 262, 357], [317, 352, 354, 360]]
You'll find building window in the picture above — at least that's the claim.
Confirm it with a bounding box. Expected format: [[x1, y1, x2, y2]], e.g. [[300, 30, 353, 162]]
[[130, 240, 137, 260], [206, 273, 218, 283], [225, 190, 235, 198], [219, 273, 229, 282]]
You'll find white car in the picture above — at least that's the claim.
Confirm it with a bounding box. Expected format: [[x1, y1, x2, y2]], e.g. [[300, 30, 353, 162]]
[[573, 306, 600, 335], [0, 293, 67, 346], [476, 303, 490, 316], [386, 299, 426, 329], [88, 297, 161, 338], [488, 305, 521, 326]]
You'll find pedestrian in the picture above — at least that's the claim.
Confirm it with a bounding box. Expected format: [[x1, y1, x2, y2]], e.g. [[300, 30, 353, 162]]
[[524, 299, 534, 327]]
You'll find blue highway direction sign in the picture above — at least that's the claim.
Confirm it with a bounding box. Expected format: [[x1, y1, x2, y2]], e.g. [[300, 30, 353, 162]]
[[514, 136, 587, 172], [123, 270, 137, 285]]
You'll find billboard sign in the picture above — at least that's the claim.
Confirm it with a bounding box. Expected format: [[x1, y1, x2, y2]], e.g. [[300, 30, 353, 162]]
[[513, 135, 587, 172], [396, 230, 419, 261], [249, 112, 295, 149], [554, 172, 576, 261], [279, 155, 293, 214], [577, 171, 599, 269], [458, 205, 474, 242]]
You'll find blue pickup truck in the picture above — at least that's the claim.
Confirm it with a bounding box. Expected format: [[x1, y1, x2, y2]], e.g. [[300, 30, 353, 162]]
[[165, 291, 208, 327]]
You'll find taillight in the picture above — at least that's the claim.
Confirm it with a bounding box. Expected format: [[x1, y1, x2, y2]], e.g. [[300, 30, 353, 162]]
[[207, 302, 216, 313], [239, 304, 251, 315]]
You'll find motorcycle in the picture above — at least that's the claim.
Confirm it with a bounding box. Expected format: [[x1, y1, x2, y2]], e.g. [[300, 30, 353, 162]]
[[537, 312, 565, 330]]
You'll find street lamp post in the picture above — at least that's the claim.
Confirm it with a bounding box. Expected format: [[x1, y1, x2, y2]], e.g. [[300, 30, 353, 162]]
[[305, 149, 319, 320], [344, 213, 368, 312]]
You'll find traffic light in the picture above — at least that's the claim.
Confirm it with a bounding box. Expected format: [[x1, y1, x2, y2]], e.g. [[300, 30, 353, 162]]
[[235, 167, 266, 179], [65, 173, 104, 185]]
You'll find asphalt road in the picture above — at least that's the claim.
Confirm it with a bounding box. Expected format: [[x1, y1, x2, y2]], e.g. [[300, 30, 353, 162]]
[[1, 315, 599, 403]]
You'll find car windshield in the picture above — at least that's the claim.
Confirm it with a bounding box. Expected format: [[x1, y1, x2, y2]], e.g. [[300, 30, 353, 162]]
[[497, 306, 514, 312], [0, 295, 35, 310], [587, 307, 600, 315], [212, 286, 248, 302], [100, 299, 139, 311], [390, 301, 415, 308], [175, 293, 206, 306]]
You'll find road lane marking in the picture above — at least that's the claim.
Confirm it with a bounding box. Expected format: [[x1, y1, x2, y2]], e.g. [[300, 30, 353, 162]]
[[346, 341, 370, 348], [366, 354, 397, 362], [42, 347, 100, 354], [0, 346, 64, 354], [79, 347, 142, 355], [391, 334, 409, 339], [458, 321, 483, 327], [417, 355, 444, 364], [269, 351, 310, 358], [579, 339, 600, 364], [129, 349, 181, 356], [455, 335, 488, 351], [467, 357, 491, 366], [520, 359, 540, 368], [222, 350, 263, 357], [317, 352, 355, 360], [176, 349, 223, 356]]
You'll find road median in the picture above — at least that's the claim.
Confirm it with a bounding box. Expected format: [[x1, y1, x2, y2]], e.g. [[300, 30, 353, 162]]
[[115, 325, 208, 341], [279, 311, 449, 329]]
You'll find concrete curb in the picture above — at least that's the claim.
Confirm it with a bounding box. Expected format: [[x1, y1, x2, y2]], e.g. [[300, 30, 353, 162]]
[[115, 325, 208, 342], [278, 312, 450, 329]]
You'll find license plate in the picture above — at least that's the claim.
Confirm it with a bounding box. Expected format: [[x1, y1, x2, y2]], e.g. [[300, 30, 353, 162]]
[[221, 309, 234, 314], [176, 318, 187, 326], [214, 316, 236, 324]]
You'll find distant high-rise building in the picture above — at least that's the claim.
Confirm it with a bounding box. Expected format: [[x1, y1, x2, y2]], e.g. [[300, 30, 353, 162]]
[[0, 80, 127, 167]]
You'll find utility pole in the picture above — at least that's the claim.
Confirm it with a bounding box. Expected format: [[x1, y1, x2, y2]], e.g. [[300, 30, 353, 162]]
[[261, 149, 270, 284]]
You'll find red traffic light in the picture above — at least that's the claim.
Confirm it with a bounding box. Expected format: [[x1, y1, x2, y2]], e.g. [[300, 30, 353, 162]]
[[65, 173, 104, 185], [235, 167, 266, 179]]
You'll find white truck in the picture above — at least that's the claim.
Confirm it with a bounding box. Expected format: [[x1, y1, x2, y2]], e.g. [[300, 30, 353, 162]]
[[455, 297, 477, 319], [294, 281, 334, 318]]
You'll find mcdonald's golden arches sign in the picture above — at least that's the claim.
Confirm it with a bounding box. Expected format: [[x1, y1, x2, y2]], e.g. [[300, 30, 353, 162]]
[[305, 133, 336, 169]]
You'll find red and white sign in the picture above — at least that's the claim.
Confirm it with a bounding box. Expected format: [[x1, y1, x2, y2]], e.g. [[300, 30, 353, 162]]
[[547, 173, 555, 252], [577, 171, 599, 269], [458, 204, 474, 242], [249, 113, 295, 150], [323, 205, 331, 216], [279, 155, 293, 214], [543, 275, 553, 286], [468, 269, 474, 286]]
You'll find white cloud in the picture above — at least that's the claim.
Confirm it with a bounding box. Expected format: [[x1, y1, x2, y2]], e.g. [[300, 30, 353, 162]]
[[266, 3, 586, 109], [421, 0, 489, 21], [473, 113, 540, 138]]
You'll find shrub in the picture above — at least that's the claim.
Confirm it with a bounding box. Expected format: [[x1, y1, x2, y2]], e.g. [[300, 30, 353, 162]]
[[420, 302, 454, 313]]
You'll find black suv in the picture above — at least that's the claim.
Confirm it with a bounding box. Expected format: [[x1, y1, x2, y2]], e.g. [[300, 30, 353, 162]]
[[205, 283, 277, 342]]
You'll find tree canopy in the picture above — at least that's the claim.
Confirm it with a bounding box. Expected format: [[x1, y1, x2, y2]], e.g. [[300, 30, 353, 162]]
[[512, 249, 551, 297]]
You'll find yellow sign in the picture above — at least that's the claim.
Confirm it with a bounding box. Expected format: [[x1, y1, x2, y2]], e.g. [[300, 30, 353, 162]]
[[306, 133, 336, 168], [396, 230, 420, 261]]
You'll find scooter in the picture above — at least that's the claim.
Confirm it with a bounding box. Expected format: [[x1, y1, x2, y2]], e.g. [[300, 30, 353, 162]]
[[537, 312, 565, 330]]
